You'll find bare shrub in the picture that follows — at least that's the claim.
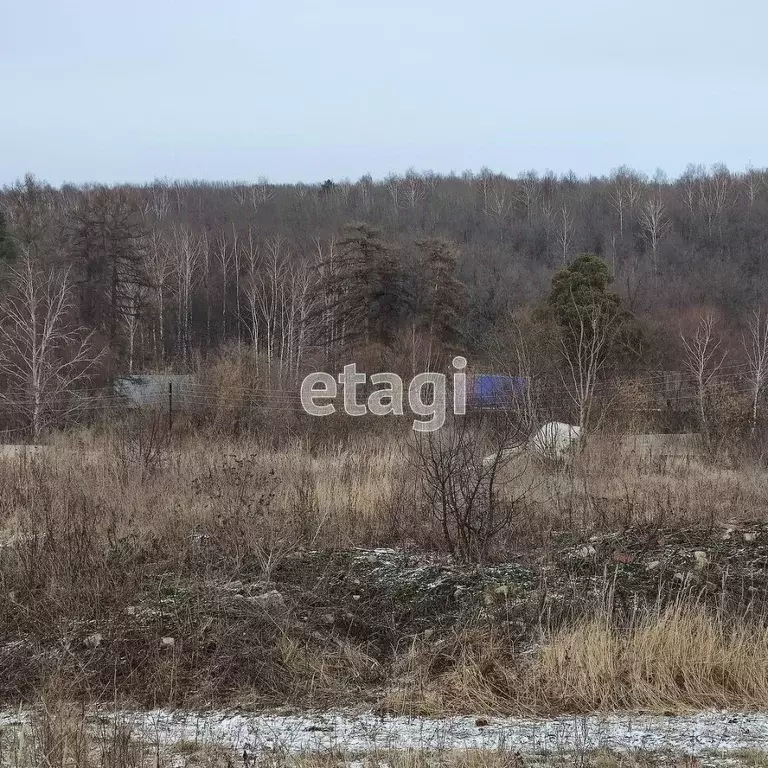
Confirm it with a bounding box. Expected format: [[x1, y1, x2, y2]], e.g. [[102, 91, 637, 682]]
[[191, 453, 298, 580], [111, 410, 171, 483], [409, 415, 531, 562]]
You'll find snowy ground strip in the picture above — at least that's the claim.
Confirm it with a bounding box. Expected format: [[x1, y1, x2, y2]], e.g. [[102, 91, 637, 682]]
[[87, 710, 768, 755]]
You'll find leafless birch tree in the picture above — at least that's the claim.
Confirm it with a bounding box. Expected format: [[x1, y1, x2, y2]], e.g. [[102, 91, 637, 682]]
[[610, 167, 643, 239], [639, 195, 671, 280], [214, 231, 233, 340], [0, 254, 104, 440], [558, 205, 575, 264], [171, 226, 201, 367], [253, 235, 289, 377], [146, 229, 174, 365], [240, 228, 261, 356], [122, 281, 146, 374], [560, 298, 616, 433], [742, 309, 768, 435], [681, 314, 727, 439]]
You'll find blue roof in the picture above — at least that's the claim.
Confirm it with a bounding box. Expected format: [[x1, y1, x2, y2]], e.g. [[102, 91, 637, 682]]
[[472, 375, 527, 406]]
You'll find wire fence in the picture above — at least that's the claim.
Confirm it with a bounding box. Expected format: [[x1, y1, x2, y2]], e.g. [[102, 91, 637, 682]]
[[0, 364, 765, 441]]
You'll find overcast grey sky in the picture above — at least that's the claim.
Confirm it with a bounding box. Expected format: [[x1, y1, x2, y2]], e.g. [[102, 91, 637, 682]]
[[3, 0, 767, 186]]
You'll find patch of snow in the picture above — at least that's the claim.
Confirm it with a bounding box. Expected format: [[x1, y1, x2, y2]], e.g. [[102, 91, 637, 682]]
[[99, 710, 768, 755]]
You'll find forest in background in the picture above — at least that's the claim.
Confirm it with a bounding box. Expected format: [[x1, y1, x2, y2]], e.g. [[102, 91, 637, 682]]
[[1, 164, 768, 439], [4, 168, 768, 727]]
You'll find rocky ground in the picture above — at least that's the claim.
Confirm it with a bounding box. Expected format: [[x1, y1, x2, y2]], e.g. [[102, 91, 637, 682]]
[[274, 519, 768, 639]]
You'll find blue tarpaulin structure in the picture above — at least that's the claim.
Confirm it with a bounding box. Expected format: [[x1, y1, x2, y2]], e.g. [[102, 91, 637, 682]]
[[471, 374, 527, 408]]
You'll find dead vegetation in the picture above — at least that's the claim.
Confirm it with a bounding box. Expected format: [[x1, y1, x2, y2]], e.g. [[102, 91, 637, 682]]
[[0, 421, 767, 716]]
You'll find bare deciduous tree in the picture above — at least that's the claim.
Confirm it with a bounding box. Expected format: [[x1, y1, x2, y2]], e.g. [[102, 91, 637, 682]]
[[744, 167, 763, 210], [253, 235, 289, 377], [241, 228, 262, 355], [558, 205, 575, 264], [560, 298, 616, 433], [681, 314, 727, 439], [171, 225, 201, 368], [122, 280, 146, 375], [742, 309, 768, 435], [312, 235, 340, 358], [214, 230, 233, 340], [486, 311, 539, 434], [146, 229, 174, 364], [401, 169, 426, 210], [639, 195, 671, 280], [484, 180, 513, 234], [699, 164, 732, 240], [231, 225, 242, 347], [0, 254, 104, 440], [610, 167, 643, 239], [516, 170, 541, 224]]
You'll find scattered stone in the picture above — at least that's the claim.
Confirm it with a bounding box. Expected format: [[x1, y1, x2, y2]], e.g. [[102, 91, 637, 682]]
[[693, 551, 708, 569], [322, 613, 335, 625], [421, 628, 435, 640], [744, 532, 758, 543], [160, 636, 175, 648], [577, 545, 596, 558], [252, 589, 285, 610], [84, 633, 103, 649], [646, 560, 661, 571]]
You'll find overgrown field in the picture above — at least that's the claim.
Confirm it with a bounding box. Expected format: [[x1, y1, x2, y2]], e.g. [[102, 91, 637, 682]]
[[1, 421, 768, 717]]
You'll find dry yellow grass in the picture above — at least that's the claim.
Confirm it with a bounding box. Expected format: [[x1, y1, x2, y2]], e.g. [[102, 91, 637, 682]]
[[386, 607, 768, 715], [4, 423, 767, 554]]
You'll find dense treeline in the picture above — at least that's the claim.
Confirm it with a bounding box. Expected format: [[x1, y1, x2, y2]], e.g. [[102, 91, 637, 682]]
[[1, 165, 768, 436]]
